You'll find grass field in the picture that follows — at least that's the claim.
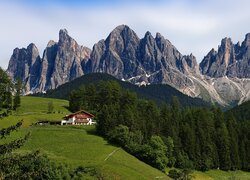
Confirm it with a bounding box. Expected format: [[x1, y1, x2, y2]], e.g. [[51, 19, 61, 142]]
[[192, 170, 250, 180], [1, 96, 250, 179], [0, 96, 70, 128], [0, 96, 169, 179]]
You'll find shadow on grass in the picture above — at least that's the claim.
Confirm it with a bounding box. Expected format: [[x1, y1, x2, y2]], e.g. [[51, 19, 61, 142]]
[[85, 126, 98, 136], [62, 106, 72, 112]]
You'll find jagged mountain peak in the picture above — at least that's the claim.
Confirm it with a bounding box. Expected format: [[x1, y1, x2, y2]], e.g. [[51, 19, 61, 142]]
[[220, 37, 233, 51], [7, 26, 250, 106], [221, 37, 232, 43], [47, 40, 57, 47], [144, 31, 152, 37], [112, 24, 131, 32], [109, 25, 135, 36], [107, 24, 139, 43], [244, 32, 250, 40], [58, 28, 74, 45], [155, 32, 163, 39], [143, 31, 155, 45], [59, 28, 68, 36], [7, 42, 41, 92], [200, 32, 250, 78], [27, 43, 38, 50], [242, 33, 250, 48]]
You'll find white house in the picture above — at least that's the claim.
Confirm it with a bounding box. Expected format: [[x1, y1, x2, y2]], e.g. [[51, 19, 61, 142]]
[[61, 110, 95, 125]]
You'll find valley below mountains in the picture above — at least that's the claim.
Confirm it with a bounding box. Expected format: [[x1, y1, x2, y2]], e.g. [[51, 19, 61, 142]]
[[7, 25, 250, 107]]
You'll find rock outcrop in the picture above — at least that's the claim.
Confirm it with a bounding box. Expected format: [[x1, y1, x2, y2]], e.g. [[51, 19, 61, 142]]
[[7, 43, 41, 92], [198, 34, 250, 105], [200, 34, 250, 78], [89, 25, 199, 90], [38, 29, 90, 91], [6, 25, 250, 106], [8, 29, 91, 93]]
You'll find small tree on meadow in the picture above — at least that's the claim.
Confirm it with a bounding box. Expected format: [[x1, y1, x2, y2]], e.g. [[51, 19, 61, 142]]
[[48, 101, 54, 114]]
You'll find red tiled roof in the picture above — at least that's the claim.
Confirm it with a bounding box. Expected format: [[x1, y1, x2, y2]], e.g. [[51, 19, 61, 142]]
[[75, 115, 90, 119], [75, 119, 89, 123], [64, 110, 94, 119]]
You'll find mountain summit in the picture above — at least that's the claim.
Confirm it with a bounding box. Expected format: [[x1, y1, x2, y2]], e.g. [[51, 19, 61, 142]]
[[7, 25, 250, 106], [200, 34, 250, 78], [88, 25, 199, 89], [8, 29, 91, 93]]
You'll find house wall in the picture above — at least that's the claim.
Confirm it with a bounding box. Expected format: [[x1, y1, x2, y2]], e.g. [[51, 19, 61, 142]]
[[61, 114, 95, 125]]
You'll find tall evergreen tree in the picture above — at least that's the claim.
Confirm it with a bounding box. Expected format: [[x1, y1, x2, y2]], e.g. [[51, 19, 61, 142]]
[[159, 104, 172, 137], [226, 113, 240, 170], [13, 77, 22, 110], [119, 90, 137, 130], [217, 123, 231, 170], [0, 67, 12, 110]]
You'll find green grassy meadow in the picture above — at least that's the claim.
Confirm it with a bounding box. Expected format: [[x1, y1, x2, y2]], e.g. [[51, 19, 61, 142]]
[[0, 96, 169, 179], [1, 96, 249, 179]]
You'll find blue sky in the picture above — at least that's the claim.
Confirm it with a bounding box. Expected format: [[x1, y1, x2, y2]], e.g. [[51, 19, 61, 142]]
[[13, 0, 169, 6], [1, 0, 250, 69]]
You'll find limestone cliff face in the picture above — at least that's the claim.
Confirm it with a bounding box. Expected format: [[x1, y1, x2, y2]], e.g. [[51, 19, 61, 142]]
[[7, 26, 250, 106], [200, 34, 250, 78], [198, 34, 250, 105], [89, 25, 140, 79], [89, 25, 199, 89], [37, 40, 58, 92], [7, 43, 41, 92], [8, 29, 91, 93], [44, 29, 90, 90]]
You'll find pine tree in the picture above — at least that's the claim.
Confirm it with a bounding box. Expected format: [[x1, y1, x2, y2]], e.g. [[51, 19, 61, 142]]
[[119, 90, 137, 130], [238, 121, 250, 170], [226, 113, 240, 170], [13, 77, 22, 110], [159, 104, 172, 137], [0, 67, 13, 110], [217, 123, 231, 170]]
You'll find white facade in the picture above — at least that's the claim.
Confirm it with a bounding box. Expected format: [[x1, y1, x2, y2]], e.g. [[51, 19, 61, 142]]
[[61, 117, 96, 125]]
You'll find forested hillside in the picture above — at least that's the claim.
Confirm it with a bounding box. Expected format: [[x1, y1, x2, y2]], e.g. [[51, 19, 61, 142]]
[[69, 81, 250, 172], [226, 100, 250, 121], [36, 73, 210, 107]]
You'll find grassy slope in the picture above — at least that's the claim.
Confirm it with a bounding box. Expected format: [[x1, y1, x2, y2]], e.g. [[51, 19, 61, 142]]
[[1, 96, 249, 179], [192, 170, 250, 180], [0, 96, 169, 179], [0, 96, 70, 128]]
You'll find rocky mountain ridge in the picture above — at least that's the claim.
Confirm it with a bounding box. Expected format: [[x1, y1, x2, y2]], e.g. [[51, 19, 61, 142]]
[[7, 29, 91, 93], [7, 25, 250, 106], [200, 33, 250, 78]]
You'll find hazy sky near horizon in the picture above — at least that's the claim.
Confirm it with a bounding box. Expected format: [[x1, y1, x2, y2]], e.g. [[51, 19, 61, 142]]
[[1, 0, 250, 69]]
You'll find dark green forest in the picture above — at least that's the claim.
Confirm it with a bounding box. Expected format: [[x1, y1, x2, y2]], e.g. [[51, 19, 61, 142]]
[[36, 73, 210, 108], [226, 100, 250, 121], [69, 80, 250, 172]]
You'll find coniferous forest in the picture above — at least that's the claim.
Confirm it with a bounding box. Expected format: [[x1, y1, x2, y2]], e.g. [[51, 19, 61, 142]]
[[69, 81, 250, 172]]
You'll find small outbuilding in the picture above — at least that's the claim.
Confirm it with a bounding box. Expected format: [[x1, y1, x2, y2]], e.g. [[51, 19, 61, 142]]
[[61, 110, 95, 125]]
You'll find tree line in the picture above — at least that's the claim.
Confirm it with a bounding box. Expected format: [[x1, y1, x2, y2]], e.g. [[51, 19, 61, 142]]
[[69, 81, 250, 172]]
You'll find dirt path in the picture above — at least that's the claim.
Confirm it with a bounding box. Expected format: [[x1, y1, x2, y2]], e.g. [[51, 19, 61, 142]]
[[104, 148, 121, 161]]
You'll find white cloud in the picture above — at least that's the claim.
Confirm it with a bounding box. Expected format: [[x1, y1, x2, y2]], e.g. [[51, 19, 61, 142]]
[[1, 0, 250, 69]]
